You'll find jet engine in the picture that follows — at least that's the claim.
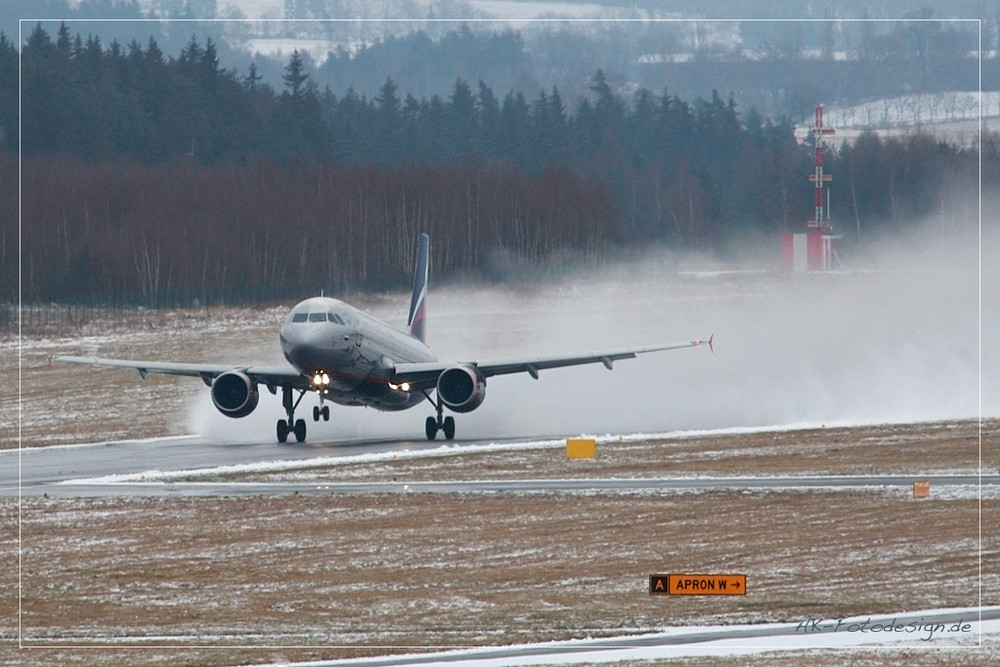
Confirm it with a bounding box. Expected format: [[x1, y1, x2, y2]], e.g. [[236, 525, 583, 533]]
[[211, 370, 259, 418], [436, 365, 486, 413]]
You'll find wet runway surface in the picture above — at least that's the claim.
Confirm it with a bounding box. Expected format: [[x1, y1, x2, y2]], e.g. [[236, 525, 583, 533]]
[[3, 434, 474, 497], [5, 435, 998, 497]]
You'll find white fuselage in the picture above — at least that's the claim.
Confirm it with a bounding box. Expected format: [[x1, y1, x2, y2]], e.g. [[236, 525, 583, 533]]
[[279, 296, 436, 411]]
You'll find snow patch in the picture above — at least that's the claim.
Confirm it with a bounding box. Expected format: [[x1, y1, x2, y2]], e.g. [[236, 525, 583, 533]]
[[247, 607, 1000, 666]]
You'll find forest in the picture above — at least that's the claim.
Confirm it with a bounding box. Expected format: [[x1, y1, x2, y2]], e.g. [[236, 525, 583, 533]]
[[2, 24, 994, 308]]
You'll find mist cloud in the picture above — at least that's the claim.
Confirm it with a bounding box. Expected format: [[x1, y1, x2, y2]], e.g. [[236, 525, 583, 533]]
[[186, 220, 992, 443]]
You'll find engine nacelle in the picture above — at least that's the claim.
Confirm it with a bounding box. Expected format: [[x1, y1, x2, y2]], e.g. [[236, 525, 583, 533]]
[[436, 365, 486, 413], [211, 370, 259, 418]]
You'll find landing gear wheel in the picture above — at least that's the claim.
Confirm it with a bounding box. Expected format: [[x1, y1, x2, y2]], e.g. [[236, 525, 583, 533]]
[[278, 386, 308, 443], [313, 406, 320, 421], [423, 390, 456, 441], [322, 405, 330, 421]]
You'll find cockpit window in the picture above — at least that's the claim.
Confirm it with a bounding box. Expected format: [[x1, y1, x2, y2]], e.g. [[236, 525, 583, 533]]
[[291, 311, 345, 324]]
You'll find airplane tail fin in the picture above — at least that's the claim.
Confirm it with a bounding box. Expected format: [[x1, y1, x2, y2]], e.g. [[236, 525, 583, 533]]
[[406, 233, 429, 342]]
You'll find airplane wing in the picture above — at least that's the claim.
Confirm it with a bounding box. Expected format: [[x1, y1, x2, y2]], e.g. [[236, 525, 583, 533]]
[[391, 338, 712, 391], [51, 355, 308, 389]]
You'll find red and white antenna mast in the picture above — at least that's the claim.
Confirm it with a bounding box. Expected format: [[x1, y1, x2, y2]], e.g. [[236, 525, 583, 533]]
[[781, 104, 840, 271], [808, 104, 836, 234], [783, 104, 841, 271]]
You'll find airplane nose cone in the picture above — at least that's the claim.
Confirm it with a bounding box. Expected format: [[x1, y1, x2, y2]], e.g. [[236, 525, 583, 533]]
[[283, 319, 340, 343], [281, 323, 349, 371], [281, 323, 323, 354]]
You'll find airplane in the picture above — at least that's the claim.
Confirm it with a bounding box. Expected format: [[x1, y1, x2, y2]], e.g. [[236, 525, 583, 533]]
[[54, 234, 712, 443]]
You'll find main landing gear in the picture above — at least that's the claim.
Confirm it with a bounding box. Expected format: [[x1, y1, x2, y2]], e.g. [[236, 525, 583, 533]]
[[277, 386, 308, 443], [277, 386, 332, 443], [277, 417, 305, 444], [423, 391, 455, 441]]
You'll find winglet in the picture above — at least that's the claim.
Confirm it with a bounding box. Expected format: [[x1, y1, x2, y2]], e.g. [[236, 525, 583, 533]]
[[406, 233, 430, 342], [694, 335, 714, 353]]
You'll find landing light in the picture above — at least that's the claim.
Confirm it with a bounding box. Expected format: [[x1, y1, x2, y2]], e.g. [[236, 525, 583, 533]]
[[311, 372, 331, 387], [388, 381, 411, 392]]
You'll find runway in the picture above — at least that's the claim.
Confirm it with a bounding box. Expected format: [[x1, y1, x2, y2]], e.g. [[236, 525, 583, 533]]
[[5, 433, 998, 498], [22, 475, 1000, 498], [3, 434, 492, 497]]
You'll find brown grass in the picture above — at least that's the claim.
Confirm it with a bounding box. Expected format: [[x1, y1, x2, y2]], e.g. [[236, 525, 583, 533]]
[[3, 420, 999, 666], [238, 420, 997, 483]]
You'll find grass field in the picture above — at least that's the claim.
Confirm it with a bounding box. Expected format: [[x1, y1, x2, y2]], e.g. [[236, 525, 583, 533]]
[[5, 419, 998, 666]]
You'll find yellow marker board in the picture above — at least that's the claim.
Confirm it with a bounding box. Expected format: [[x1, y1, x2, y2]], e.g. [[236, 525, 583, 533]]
[[566, 438, 596, 458], [650, 574, 747, 596]]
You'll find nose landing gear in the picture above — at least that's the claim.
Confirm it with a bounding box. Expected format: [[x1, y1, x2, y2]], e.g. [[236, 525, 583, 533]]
[[313, 404, 330, 422]]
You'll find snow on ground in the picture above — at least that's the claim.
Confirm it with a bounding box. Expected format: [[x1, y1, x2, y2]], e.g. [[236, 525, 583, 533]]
[[62, 436, 564, 484], [54, 424, 835, 484], [41, 422, 940, 484], [59, 427, 999, 501], [242, 38, 351, 65], [222, 0, 284, 17], [825, 91, 998, 129], [796, 91, 998, 149], [469, 1, 607, 20], [216, 0, 610, 20], [250, 607, 1000, 666]]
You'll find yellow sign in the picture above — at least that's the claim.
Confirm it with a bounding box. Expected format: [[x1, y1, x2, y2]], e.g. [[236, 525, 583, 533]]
[[913, 480, 931, 498], [566, 438, 596, 458], [650, 574, 747, 596]]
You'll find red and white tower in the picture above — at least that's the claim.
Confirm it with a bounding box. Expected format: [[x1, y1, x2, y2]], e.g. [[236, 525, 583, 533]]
[[782, 104, 840, 271], [808, 104, 835, 235]]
